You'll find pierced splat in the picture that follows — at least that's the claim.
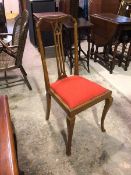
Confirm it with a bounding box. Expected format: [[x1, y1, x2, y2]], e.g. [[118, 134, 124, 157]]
[[52, 22, 67, 79]]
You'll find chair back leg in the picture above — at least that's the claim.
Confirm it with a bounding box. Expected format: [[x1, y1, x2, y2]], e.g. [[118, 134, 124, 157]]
[[46, 93, 51, 120]]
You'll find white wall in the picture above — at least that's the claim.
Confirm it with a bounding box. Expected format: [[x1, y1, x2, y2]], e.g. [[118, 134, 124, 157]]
[[3, 0, 19, 13]]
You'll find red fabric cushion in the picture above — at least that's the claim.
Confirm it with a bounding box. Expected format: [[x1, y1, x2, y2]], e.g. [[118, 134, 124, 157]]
[[50, 76, 108, 109]]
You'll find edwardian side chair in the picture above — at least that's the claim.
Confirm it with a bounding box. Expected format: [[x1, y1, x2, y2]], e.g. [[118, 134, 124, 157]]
[[36, 12, 113, 155], [0, 10, 32, 90]]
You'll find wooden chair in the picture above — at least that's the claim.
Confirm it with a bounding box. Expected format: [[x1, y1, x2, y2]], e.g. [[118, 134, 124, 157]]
[[36, 13, 113, 156], [118, 0, 131, 17], [90, 14, 119, 73], [0, 10, 32, 90]]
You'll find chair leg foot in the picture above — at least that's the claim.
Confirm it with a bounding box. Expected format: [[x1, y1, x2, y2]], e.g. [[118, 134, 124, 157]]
[[66, 116, 75, 156], [101, 96, 113, 132], [20, 66, 32, 90], [46, 93, 51, 120]]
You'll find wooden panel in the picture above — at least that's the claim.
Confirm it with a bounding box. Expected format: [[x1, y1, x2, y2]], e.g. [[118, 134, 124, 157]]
[[89, 0, 102, 15], [59, 0, 79, 18], [59, 0, 70, 14], [89, 0, 121, 15], [101, 0, 120, 14]]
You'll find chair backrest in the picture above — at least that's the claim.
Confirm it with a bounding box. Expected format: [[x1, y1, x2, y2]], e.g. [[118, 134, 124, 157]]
[[36, 13, 78, 91], [90, 14, 118, 46], [12, 9, 29, 66]]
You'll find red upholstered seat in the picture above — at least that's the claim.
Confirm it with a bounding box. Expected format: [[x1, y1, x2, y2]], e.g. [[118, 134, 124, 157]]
[[51, 75, 108, 109]]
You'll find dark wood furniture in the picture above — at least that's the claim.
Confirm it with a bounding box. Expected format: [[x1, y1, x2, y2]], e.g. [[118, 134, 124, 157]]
[[0, 2, 7, 34], [27, 0, 55, 46], [36, 12, 113, 155], [0, 10, 32, 90], [0, 96, 19, 175], [90, 13, 131, 73], [59, 0, 79, 18], [63, 18, 93, 73], [59, 0, 92, 73], [89, 0, 120, 15], [118, 0, 131, 17], [18, 0, 27, 14]]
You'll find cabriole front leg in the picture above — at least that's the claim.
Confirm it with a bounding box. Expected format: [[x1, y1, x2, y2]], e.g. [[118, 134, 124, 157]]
[[101, 96, 113, 132]]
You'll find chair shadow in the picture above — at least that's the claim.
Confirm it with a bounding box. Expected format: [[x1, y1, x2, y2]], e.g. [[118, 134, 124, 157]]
[[68, 120, 120, 173], [46, 118, 124, 175]]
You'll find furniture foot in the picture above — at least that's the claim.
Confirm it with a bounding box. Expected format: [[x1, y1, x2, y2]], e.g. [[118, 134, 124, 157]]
[[101, 96, 113, 132]]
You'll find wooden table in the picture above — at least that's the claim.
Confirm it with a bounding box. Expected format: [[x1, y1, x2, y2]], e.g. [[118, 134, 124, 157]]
[[90, 13, 131, 73], [92, 13, 131, 29]]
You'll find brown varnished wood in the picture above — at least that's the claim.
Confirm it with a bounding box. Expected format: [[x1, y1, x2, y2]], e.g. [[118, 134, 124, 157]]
[[93, 13, 131, 25], [36, 12, 113, 155], [59, 0, 79, 19], [101, 96, 113, 132], [46, 93, 51, 120], [63, 18, 93, 74], [90, 13, 131, 73], [90, 14, 119, 73], [90, 14, 119, 46], [53, 21, 67, 79], [89, 0, 120, 15], [66, 116, 75, 156], [101, 0, 120, 14], [0, 96, 19, 175]]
